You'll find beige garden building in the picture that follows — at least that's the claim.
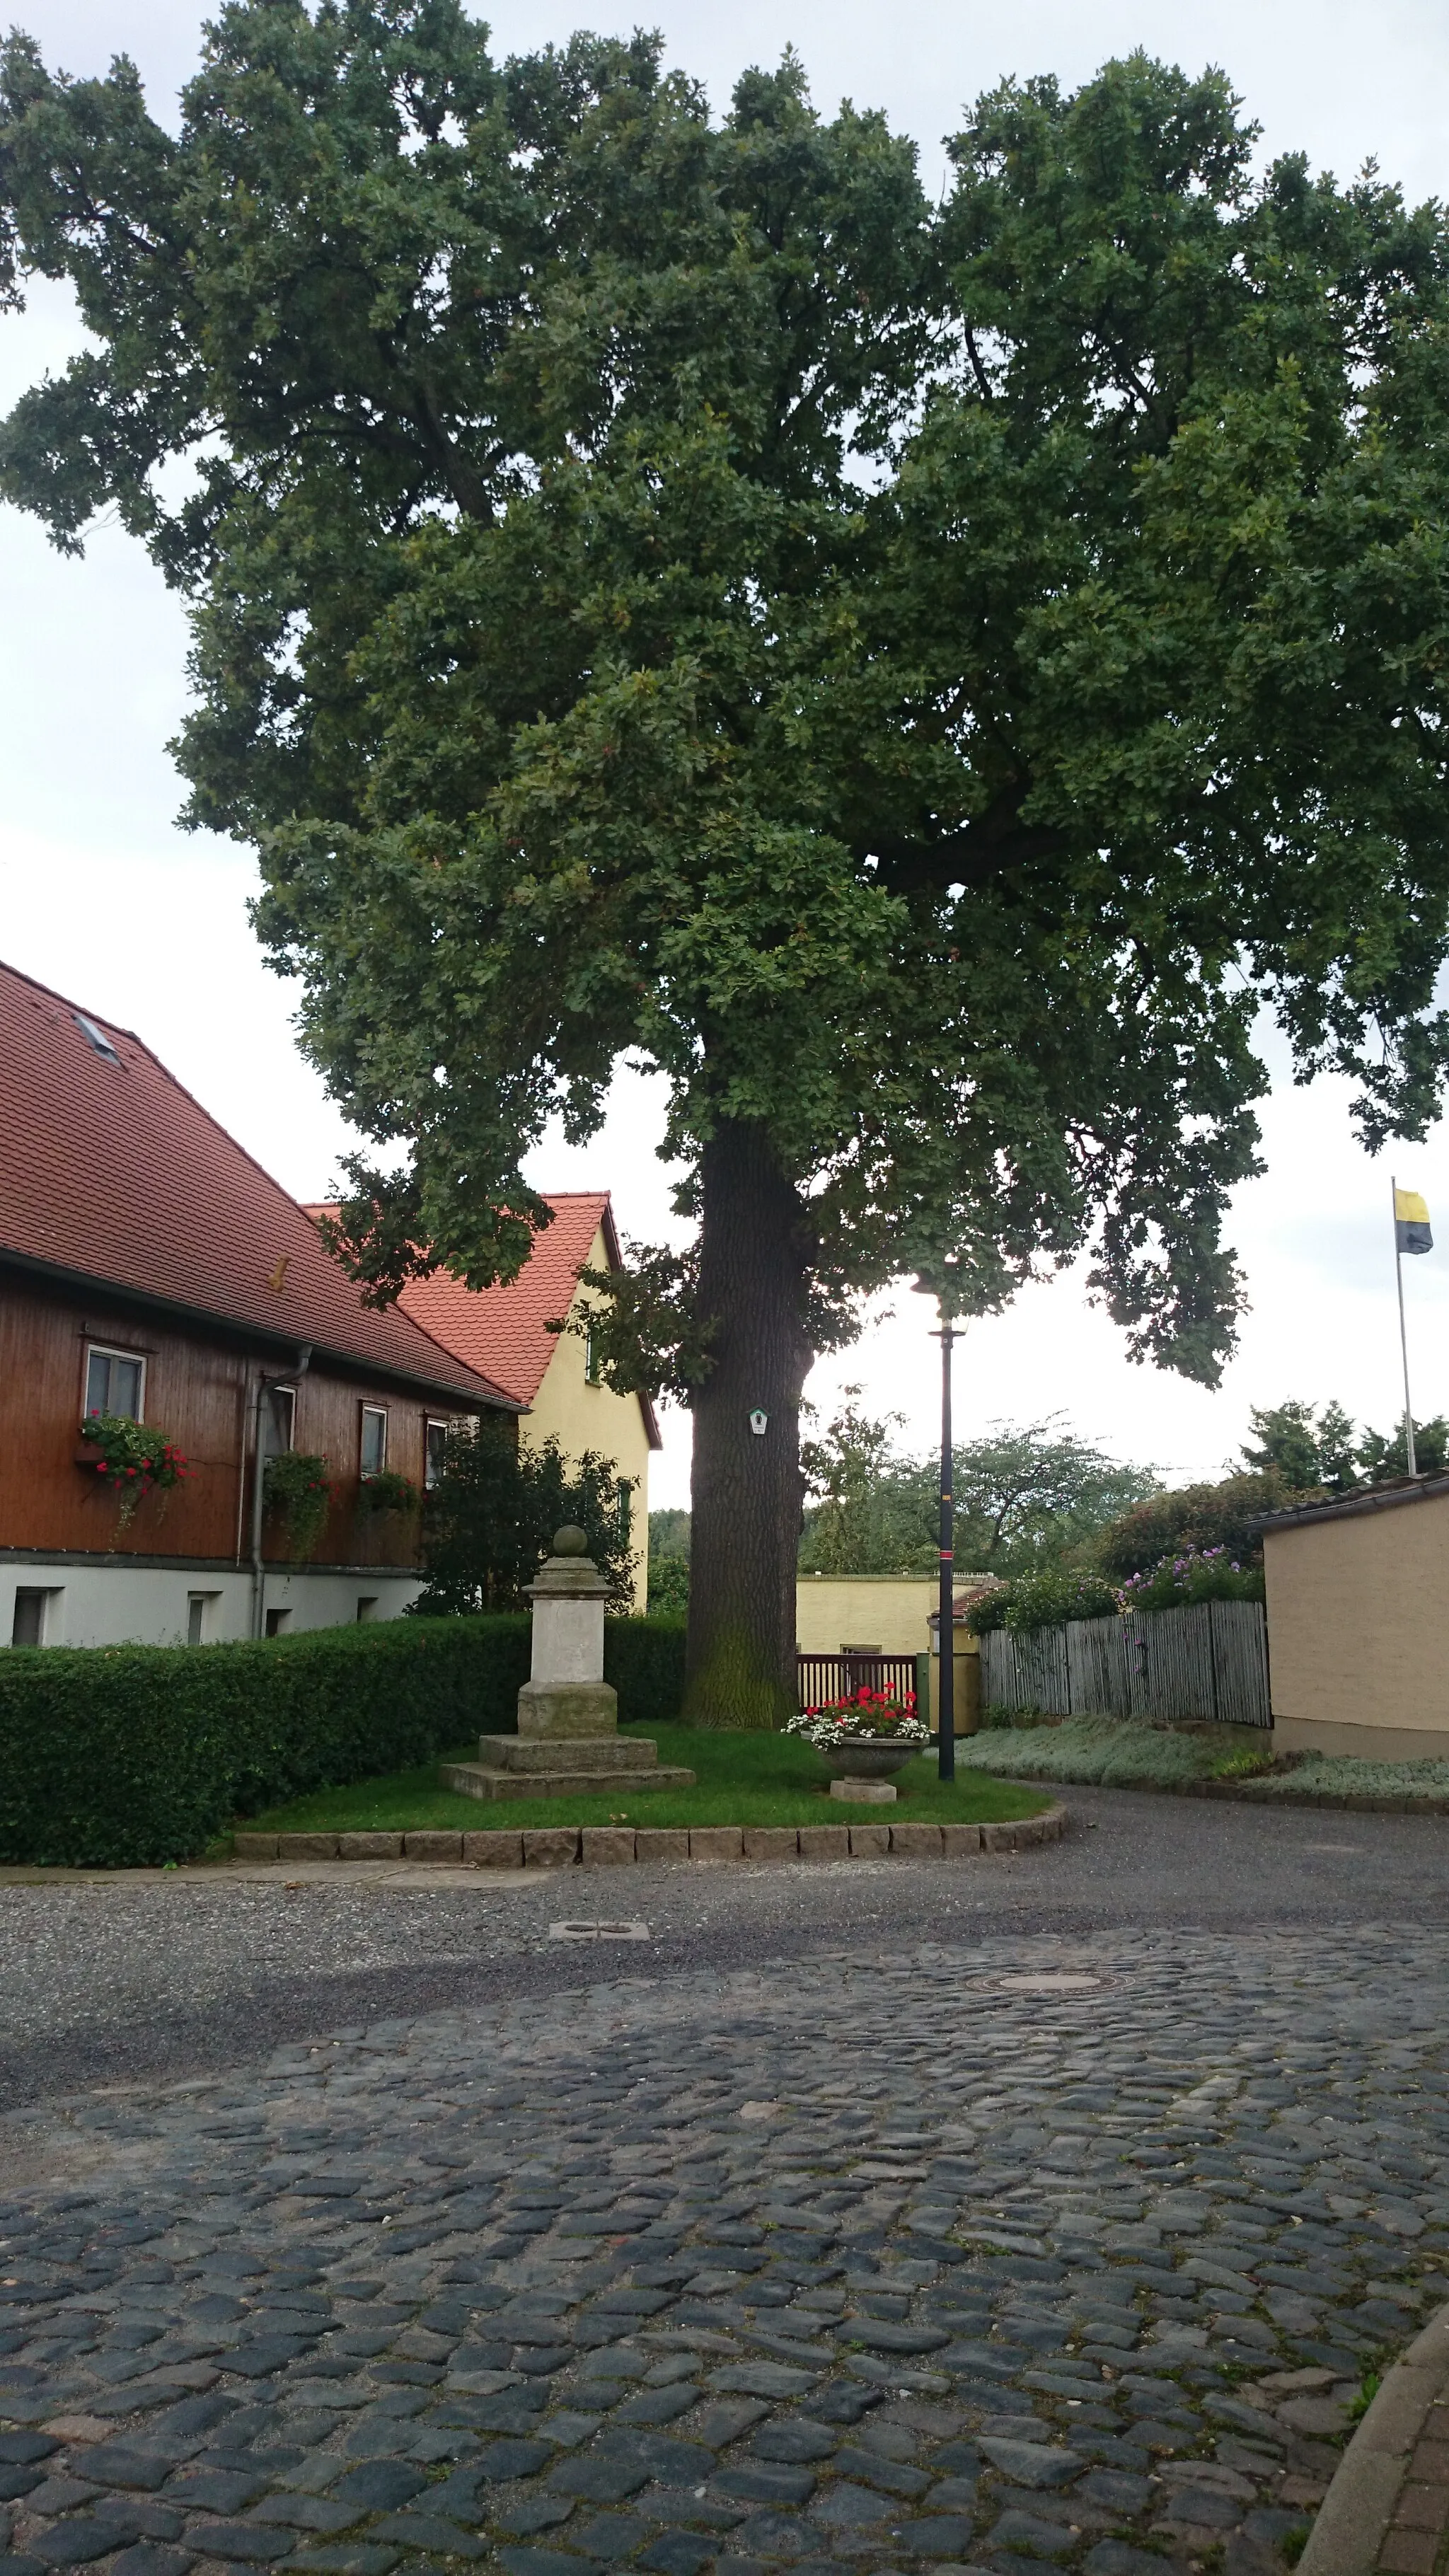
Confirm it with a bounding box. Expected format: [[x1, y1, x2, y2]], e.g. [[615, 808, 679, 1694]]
[[1262, 1477, 1449, 1760]]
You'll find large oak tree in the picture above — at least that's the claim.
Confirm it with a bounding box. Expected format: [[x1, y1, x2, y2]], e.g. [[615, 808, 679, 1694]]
[[6, 6, 1449, 1721]]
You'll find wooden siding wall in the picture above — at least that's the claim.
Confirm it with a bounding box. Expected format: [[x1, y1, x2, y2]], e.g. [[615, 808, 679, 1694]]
[[0, 1273, 491, 1566]]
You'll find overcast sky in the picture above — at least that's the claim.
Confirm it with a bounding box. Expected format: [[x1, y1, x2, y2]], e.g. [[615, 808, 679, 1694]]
[[6, 0, 1449, 1511]]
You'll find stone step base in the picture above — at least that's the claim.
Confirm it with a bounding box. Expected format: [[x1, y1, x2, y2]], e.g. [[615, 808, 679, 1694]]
[[439, 1760, 698, 1803], [473, 1733, 662, 1775]]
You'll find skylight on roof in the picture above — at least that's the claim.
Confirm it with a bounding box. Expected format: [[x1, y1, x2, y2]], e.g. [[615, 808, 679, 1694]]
[[74, 1011, 121, 1065]]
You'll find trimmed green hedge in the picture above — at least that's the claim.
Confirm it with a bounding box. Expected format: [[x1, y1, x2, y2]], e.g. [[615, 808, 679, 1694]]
[[0, 1611, 687, 1868], [604, 1613, 686, 1728]]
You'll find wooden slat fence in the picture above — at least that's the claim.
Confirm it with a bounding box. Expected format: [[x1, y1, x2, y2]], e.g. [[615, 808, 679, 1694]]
[[980, 1599, 1269, 1728]]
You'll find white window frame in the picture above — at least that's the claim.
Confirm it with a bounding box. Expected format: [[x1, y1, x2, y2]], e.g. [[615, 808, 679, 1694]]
[[265, 1385, 296, 1456], [83, 1342, 146, 1423], [583, 1317, 601, 1385], [424, 1418, 451, 1491], [360, 1404, 388, 1476]]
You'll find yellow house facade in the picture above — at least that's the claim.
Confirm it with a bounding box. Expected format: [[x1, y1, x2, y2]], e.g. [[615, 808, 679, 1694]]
[[516, 1217, 659, 1610], [318, 1191, 661, 1611]]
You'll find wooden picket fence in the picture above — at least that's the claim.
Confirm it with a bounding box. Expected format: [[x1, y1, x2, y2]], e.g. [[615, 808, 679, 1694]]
[[978, 1599, 1270, 1728], [795, 1651, 928, 1714]]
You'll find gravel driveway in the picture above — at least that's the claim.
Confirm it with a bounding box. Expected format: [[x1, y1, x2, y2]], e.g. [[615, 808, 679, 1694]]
[[2, 1790, 1449, 2576]]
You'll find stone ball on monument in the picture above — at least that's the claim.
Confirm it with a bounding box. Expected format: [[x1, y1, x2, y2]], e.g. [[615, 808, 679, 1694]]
[[553, 1525, 589, 1556]]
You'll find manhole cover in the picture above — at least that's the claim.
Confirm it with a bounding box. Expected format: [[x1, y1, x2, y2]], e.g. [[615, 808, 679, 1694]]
[[549, 1920, 650, 1941]]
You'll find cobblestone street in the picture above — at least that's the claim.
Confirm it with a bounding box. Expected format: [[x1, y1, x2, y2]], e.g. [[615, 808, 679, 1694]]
[[4, 1803, 1449, 2576]]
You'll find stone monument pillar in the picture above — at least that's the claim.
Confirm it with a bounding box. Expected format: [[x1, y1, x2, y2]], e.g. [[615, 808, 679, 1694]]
[[517, 1525, 617, 1737], [439, 1526, 696, 1803]]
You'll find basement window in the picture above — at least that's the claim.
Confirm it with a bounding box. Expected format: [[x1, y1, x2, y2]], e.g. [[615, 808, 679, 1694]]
[[11, 1588, 59, 1647], [186, 1593, 221, 1647]]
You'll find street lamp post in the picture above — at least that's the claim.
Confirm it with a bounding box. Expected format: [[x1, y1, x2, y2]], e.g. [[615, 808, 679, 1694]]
[[935, 1314, 956, 1782]]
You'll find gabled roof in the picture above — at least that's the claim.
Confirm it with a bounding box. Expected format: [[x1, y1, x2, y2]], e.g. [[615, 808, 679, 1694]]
[[306, 1189, 663, 1448], [0, 959, 518, 1410]]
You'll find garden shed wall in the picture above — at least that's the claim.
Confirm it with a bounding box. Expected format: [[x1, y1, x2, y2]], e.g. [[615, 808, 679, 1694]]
[[1264, 1479, 1449, 1758]]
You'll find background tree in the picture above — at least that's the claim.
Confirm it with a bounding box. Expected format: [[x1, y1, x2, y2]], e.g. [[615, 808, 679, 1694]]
[[1240, 1399, 1359, 1494], [798, 1390, 937, 1575], [414, 1423, 636, 1615], [949, 1421, 1159, 1573], [1357, 1416, 1449, 1482], [8, 16, 1449, 1721], [646, 1508, 691, 1613], [797, 1396, 1154, 1573]]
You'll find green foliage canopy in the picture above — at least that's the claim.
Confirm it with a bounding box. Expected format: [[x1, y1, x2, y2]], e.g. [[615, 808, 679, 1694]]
[[1357, 1414, 1449, 1481], [1240, 1399, 1359, 1494], [1240, 1395, 1448, 1489], [6, 17, 1449, 1363]]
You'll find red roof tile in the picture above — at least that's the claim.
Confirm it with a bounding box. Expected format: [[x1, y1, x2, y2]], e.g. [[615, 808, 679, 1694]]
[[0, 959, 516, 1409], [305, 1190, 662, 1446]]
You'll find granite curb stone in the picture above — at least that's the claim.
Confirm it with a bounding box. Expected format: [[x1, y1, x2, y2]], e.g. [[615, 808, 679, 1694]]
[[1299, 2301, 1449, 2576], [232, 1808, 1066, 1866]]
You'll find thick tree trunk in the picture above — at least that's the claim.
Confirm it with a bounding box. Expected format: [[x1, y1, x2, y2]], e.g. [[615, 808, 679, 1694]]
[[685, 1121, 813, 1728]]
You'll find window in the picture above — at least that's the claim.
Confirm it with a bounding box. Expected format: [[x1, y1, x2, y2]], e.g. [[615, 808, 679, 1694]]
[[186, 1593, 221, 1647], [425, 1419, 450, 1491], [264, 1385, 296, 1456], [618, 1482, 633, 1545], [11, 1588, 57, 1647], [264, 1607, 292, 1638], [356, 1595, 379, 1623], [85, 1345, 144, 1422], [583, 1318, 601, 1385], [360, 1406, 388, 1476]]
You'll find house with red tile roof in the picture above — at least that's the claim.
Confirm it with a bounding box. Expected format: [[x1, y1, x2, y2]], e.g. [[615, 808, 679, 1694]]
[[0, 959, 518, 1648], [306, 1192, 662, 1612]]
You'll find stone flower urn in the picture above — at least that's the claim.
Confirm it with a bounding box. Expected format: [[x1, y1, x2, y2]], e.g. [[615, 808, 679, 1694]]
[[824, 1737, 922, 1784]]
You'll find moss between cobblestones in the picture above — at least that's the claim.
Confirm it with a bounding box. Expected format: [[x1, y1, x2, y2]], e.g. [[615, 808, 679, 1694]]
[[241, 1722, 1052, 1834]]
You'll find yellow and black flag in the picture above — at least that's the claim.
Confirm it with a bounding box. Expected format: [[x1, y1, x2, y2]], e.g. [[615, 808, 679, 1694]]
[[1395, 1187, 1433, 1257]]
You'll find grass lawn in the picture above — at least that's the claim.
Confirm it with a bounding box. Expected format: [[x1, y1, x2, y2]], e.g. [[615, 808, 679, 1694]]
[[241, 1722, 1053, 1835]]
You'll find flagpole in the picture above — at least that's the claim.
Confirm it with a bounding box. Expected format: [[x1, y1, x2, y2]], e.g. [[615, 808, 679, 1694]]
[[1394, 1172, 1418, 1477]]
